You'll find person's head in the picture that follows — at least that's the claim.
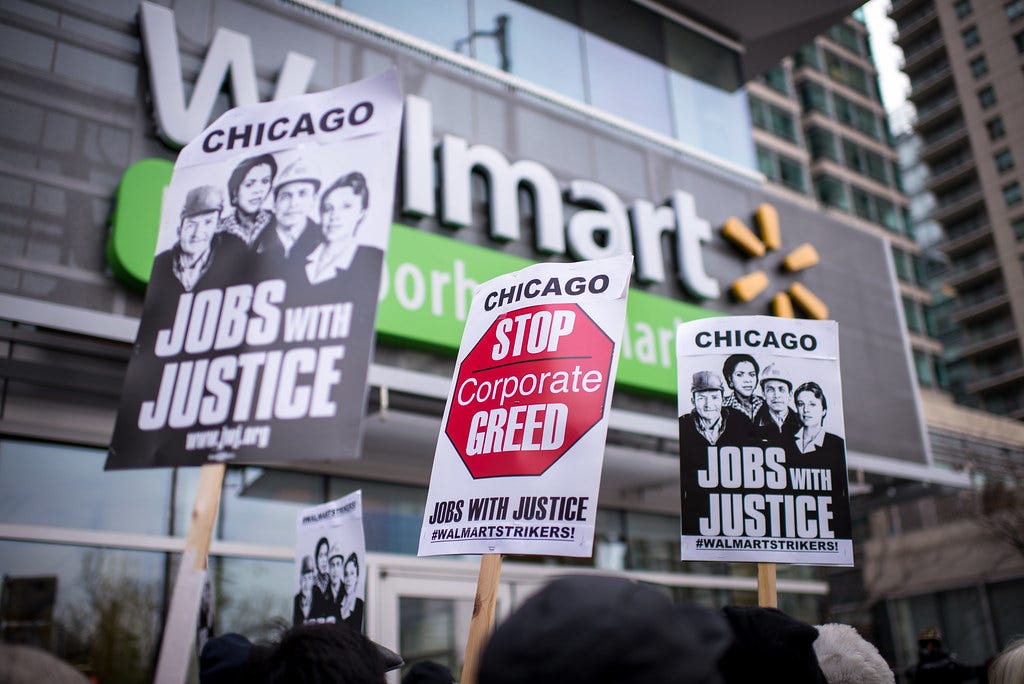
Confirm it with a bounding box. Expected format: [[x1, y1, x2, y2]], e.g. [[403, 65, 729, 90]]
[[228, 154, 277, 214], [300, 556, 315, 598], [401, 661, 456, 684], [344, 552, 360, 594], [0, 643, 90, 684], [273, 159, 320, 231], [812, 623, 894, 684], [719, 605, 827, 684], [760, 364, 793, 414], [916, 628, 945, 658], [989, 636, 1024, 684], [329, 545, 344, 587], [722, 354, 759, 399], [320, 172, 369, 244], [246, 622, 389, 684], [794, 382, 828, 429], [178, 186, 223, 257], [478, 575, 731, 684], [315, 537, 330, 577], [691, 371, 725, 423]]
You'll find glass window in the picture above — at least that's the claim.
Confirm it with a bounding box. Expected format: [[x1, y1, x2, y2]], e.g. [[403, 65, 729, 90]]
[[826, 22, 865, 56], [892, 246, 912, 282], [215, 467, 322, 545], [955, 0, 973, 18], [330, 477, 428, 554], [903, 296, 923, 333], [815, 174, 848, 210], [472, 0, 586, 102], [989, 578, 1024, 646], [1003, 182, 1023, 207], [978, 86, 997, 109], [761, 66, 789, 95], [344, 0, 470, 54], [757, 146, 776, 179], [995, 149, 1014, 173], [807, 126, 839, 161], [794, 43, 821, 70], [749, 96, 796, 142], [0, 440, 171, 535], [913, 350, 935, 386], [0, 540, 166, 682], [1014, 216, 1024, 240], [878, 198, 900, 232], [941, 587, 993, 664], [778, 155, 806, 193], [986, 117, 1006, 140], [798, 80, 830, 114], [209, 555, 293, 638], [1007, 0, 1024, 22], [852, 186, 873, 221], [969, 55, 988, 78], [962, 26, 980, 48], [584, 32, 673, 137], [824, 49, 871, 96]]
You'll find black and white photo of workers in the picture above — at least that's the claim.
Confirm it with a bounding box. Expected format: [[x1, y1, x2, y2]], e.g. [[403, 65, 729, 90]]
[[721, 353, 764, 421], [220, 153, 277, 246], [305, 171, 375, 286], [752, 363, 801, 447], [293, 555, 315, 625], [340, 552, 364, 631], [148, 185, 248, 296], [253, 157, 322, 281], [678, 370, 754, 454]]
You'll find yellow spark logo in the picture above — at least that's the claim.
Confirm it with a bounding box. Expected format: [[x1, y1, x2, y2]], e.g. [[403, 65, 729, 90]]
[[721, 204, 829, 319]]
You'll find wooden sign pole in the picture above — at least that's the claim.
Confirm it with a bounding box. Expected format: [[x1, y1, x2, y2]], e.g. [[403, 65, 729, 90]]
[[154, 463, 227, 684], [460, 553, 503, 684], [757, 562, 778, 608]]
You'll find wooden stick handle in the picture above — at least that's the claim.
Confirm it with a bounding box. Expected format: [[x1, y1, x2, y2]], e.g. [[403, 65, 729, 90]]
[[757, 562, 778, 608], [155, 463, 226, 684], [460, 553, 503, 684]]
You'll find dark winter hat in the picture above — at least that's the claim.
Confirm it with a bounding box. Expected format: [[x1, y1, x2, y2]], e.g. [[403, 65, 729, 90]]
[[181, 185, 224, 218], [478, 575, 732, 684], [719, 605, 828, 684], [300, 555, 314, 575], [692, 370, 725, 393], [200, 632, 253, 684]]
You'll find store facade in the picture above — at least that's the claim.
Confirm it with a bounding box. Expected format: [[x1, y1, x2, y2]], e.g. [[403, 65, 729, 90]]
[[0, 0, 971, 680]]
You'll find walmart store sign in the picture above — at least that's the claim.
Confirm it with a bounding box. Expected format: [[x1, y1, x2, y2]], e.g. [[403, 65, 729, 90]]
[[109, 2, 733, 397]]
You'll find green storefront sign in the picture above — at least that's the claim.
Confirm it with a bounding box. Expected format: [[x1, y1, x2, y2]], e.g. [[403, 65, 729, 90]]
[[108, 159, 718, 398]]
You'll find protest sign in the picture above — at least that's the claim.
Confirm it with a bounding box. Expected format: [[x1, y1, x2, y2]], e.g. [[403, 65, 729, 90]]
[[106, 70, 403, 469], [418, 255, 632, 558], [677, 316, 853, 566], [294, 491, 367, 631]]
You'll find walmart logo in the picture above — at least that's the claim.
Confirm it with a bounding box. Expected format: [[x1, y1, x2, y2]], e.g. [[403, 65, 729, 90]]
[[721, 204, 828, 320]]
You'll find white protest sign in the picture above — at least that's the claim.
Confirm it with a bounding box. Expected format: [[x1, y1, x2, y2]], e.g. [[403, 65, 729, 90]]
[[418, 255, 632, 557], [294, 491, 368, 631], [677, 316, 853, 566], [107, 70, 403, 469]]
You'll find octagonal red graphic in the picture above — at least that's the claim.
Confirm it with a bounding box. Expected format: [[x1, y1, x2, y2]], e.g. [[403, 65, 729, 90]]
[[445, 303, 614, 479]]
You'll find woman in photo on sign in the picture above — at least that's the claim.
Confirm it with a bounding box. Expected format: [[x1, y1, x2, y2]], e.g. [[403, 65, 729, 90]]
[[305, 171, 378, 286], [220, 153, 277, 246], [310, 536, 333, 619], [721, 353, 764, 420], [340, 552, 365, 631], [791, 381, 845, 461]]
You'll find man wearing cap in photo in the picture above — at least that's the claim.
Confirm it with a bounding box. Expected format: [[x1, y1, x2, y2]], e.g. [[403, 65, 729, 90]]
[[149, 185, 247, 298], [752, 363, 801, 447], [318, 543, 346, 624], [293, 555, 316, 626], [254, 157, 322, 281], [679, 370, 754, 456]]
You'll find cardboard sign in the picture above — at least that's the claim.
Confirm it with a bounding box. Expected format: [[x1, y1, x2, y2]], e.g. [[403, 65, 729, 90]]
[[106, 71, 403, 469], [419, 256, 632, 557], [294, 491, 367, 631], [677, 316, 853, 566]]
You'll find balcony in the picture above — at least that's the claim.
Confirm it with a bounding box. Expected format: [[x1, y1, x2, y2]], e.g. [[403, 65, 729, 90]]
[[889, 0, 932, 22], [966, 364, 1024, 395], [908, 65, 954, 103], [914, 96, 961, 133], [952, 290, 1009, 324], [958, 328, 1019, 360], [893, 4, 939, 47], [918, 125, 969, 164], [901, 37, 946, 72], [929, 186, 986, 224], [926, 157, 977, 194], [946, 249, 1001, 289]]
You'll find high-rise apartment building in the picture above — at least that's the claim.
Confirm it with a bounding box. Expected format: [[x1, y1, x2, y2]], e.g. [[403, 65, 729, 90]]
[[891, 0, 1024, 419]]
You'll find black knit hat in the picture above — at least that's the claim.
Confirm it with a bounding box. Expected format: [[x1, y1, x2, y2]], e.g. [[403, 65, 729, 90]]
[[478, 575, 732, 684], [719, 605, 828, 684]]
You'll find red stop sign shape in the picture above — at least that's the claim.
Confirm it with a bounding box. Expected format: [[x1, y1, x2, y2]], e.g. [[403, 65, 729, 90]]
[[446, 303, 614, 479]]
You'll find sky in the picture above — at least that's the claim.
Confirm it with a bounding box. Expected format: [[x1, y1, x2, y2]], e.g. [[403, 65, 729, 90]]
[[861, 0, 912, 132]]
